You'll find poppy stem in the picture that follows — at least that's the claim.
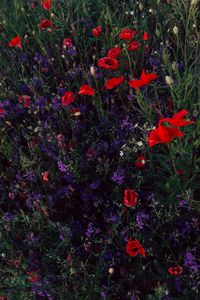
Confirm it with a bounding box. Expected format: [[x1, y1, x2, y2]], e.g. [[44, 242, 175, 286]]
[[167, 144, 177, 174], [124, 48, 134, 78]]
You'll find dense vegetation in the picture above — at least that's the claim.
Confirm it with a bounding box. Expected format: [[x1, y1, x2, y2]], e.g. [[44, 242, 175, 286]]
[[0, 0, 199, 299]]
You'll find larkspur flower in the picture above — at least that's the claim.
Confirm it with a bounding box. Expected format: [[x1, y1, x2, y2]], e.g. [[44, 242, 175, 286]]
[[111, 168, 125, 185], [183, 251, 199, 272], [57, 161, 67, 173], [136, 211, 149, 229]]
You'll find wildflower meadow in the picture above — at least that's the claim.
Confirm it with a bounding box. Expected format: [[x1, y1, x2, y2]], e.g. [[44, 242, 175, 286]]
[[0, 0, 199, 299]]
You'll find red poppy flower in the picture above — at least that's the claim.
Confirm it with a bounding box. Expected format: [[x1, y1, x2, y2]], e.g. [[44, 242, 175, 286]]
[[126, 239, 146, 257], [8, 36, 22, 48], [148, 110, 195, 147], [78, 85, 95, 96], [123, 189, 138, 207], [105, 76, 125, 89], [119, 28, 136, 40], [92, 25, 102, 37], [18, 95, 31, 107], [42, 171, 49, 182], [142, 32, 149, 41], [27, 270, 40, 283], [176, 169, 185, 175], [39, 19, 53, 29], [128, 40, 140, 51], [135, 155, 146, 168], [62, 91, 75, 106], [63, 38, 73, 48], [168, 265, 183, 276], [148, 125, 183, 148], [160, 109, 195, 127], [98, 57, 119, 70], [129, 69, 158, 89], [41, 0, 51, 10], [107, 46, 121, 58], [0, 108, 5, 114]]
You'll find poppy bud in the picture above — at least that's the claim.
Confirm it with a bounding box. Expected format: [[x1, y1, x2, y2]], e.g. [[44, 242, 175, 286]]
[[139, 3, 143, 10], [156, 29, 160, 36], [90, 66, 96, 76], [173, 26, 179, 35], [165, 76, 174, 85], [108, 267, 114, 274], [123, 189, 138, 207], [191, 0, 198, 6]]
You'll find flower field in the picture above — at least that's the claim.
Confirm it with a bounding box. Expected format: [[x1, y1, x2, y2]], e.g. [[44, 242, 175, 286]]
[[0, 0, 199, 299]]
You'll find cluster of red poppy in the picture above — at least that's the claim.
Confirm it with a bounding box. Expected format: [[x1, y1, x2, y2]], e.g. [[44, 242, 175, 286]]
[[148, 109, 194, 147]]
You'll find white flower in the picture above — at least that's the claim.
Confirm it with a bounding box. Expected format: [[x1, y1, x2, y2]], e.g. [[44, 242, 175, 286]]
[[137, 141, 143, 147], [120, 151, 124, 157]]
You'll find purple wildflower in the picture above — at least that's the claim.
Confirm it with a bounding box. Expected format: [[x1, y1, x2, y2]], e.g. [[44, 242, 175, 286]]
[[111, 168, 125, 185], [86, 222, 94, 238], [57, 161, 67, 173], [184, 251, 199, 272], [67, 46, 77, 56], [136, 211, 149, 229]]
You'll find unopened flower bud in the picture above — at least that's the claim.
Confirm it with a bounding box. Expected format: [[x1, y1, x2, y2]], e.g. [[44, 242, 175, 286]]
[[191, 0, 199, 6], [156, 29, 160, 36], [90, 66, 96, 76], [173, 26, 179, 35], [108, 267, 114, 274], [165, 76, 174, 85], [139, 3, 143, 10]]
